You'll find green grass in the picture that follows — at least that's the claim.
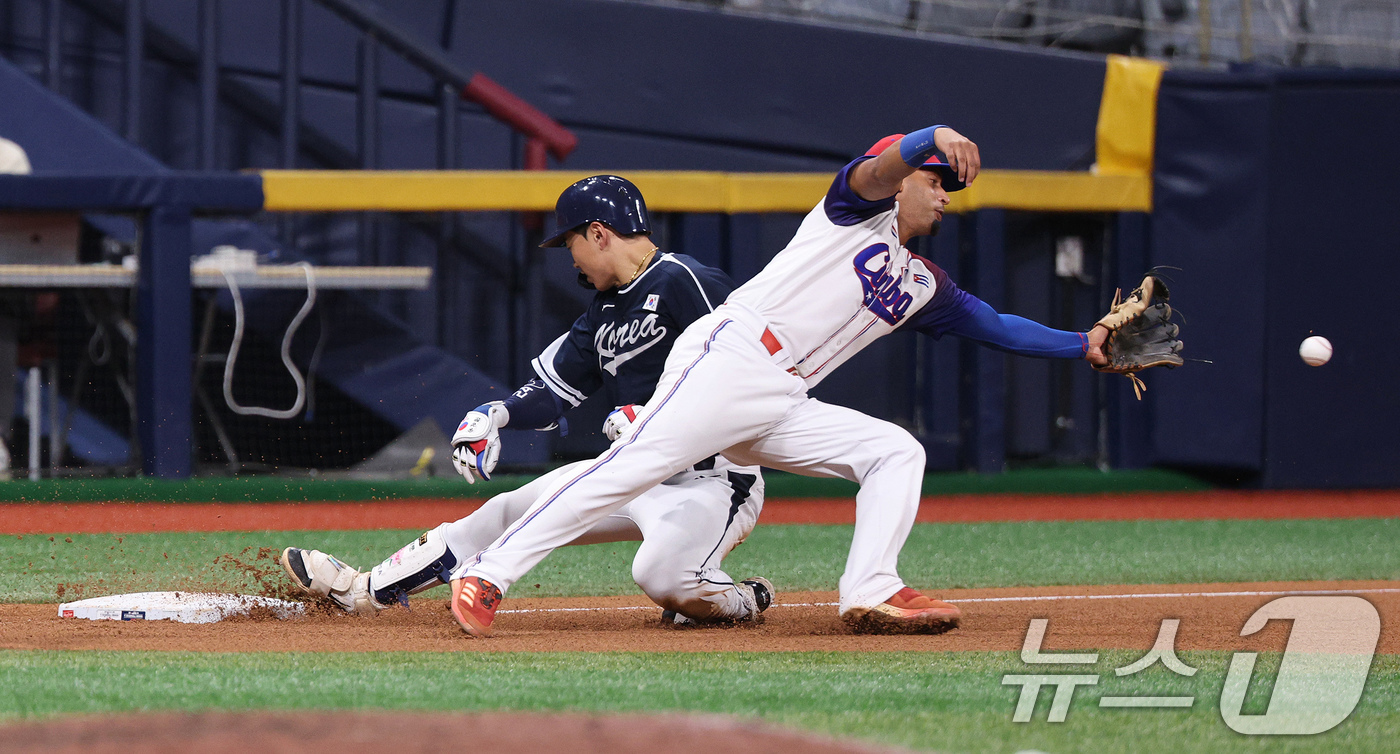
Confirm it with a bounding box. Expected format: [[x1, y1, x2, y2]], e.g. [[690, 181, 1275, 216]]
[[1, 650, 1395, 753], [9, 515, 1396, 751], [0, 467, 1209, 503], [7, 518, 1400, 603]]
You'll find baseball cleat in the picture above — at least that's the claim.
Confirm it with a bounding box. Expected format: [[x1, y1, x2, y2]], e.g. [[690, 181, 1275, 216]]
[[742, 577, 775, 614], [281, 547, 315, 589], [280, 547, 379, 615], [659, 576, 776, 627], [840, 587, 961, 635], [450, 575, 503, 638]]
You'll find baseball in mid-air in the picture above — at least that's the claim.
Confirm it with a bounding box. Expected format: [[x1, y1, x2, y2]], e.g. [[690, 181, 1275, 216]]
[[1299, 335, 1333, 366]]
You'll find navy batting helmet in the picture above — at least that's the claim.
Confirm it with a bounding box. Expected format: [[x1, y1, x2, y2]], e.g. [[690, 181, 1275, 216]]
[[539, 175, 651, 248]]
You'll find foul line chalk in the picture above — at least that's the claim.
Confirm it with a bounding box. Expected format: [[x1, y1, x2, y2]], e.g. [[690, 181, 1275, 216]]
[[497, 587, 1400, 616], [945, 587, 1400, 605]]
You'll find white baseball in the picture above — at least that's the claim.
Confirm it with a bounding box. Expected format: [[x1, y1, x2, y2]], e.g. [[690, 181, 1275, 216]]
[[1299, 335, 1332, 366]]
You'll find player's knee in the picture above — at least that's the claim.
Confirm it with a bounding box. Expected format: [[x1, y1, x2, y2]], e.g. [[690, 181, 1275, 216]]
[[631, 561, 695, 611], [893, 432, 925, 468], [858, 430, 924, 478]]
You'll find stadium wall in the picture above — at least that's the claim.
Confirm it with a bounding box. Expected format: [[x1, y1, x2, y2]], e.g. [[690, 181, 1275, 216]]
[[6, 2, 1392, 486], [0, 0, 1116, 473], [1152, 66, 1400, 487]]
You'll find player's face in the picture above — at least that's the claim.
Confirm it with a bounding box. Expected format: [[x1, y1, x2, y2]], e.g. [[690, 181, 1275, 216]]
[[564, 225, 616, 291], [896, 170, 951, 240]]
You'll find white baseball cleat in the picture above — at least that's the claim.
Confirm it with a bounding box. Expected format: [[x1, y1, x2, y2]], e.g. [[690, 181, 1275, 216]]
[[661, 577, 775, 627], [280, 547, 381, 616]]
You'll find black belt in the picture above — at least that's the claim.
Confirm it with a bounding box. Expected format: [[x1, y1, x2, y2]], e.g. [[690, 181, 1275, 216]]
[[691, 455, 717, 472]]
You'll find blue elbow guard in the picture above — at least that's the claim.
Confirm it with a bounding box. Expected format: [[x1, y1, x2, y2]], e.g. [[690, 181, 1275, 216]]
[[898, 125, 947, 167]]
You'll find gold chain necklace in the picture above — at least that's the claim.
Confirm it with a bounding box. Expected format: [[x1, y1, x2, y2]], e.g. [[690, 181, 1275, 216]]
[[624, 247, 658, 286]]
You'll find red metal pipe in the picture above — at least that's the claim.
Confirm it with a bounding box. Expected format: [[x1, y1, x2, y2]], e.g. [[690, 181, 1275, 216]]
[[521, 138, 549, 230], [463, 73, 578, 162], [523, 138, 549, 171]]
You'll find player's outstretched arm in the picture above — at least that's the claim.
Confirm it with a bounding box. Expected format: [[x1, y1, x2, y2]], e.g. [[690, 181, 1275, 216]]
[[849, 126, 980, 201], [945, 299, 1096, 360]]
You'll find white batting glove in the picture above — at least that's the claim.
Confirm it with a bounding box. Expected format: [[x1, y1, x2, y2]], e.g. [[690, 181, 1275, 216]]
[[451, 402, 509, 483], [602, 404, 643, 443]]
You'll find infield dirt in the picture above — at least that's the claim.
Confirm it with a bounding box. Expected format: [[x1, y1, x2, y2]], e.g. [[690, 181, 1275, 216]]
[[4, 580, 1395, 654], [6, 491, 1400, 533]]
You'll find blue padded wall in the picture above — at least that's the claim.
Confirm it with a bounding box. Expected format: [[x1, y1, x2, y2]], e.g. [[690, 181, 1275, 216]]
[[439, 0, 1105, 172], [1260, 70, 1400, 488], [1151, 66, 1400, 487], [123, 0, 1104, 172], [1150, 70, 1272, 472]]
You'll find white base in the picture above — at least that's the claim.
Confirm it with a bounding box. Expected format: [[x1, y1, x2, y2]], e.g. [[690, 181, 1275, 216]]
[[59, 591, 304, 624]]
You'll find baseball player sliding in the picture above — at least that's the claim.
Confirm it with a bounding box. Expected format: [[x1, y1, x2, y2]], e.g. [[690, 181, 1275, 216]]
[[281, 176, 772, 626], [445, 124, 1180, 638]]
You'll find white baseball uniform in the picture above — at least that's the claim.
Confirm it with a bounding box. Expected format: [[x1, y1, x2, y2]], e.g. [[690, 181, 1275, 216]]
[[459, 155, 1085, 614], [435, 456, 762, 620], [369, 252, 766, 622]]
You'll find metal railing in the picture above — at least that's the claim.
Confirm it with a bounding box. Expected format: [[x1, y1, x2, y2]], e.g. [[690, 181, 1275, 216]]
[[1, 0, 588, 476], [35, 0, 578, 171], [24, 0, 580, 387]]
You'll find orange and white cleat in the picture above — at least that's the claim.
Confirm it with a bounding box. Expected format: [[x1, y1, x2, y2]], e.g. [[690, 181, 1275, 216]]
[[840, 587, 962, 635], [450, 575, 503, 637]]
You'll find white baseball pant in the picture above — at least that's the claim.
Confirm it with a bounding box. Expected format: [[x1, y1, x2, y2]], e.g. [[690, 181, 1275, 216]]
[[461, 303, 926, 614], [445, 458, 764, 621]]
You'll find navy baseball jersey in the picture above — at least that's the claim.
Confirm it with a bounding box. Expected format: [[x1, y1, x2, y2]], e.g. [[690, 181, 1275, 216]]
[[533, 252, 734, 412]]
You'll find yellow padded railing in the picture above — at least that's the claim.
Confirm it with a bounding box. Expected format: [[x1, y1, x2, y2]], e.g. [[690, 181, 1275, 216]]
[[260, 169, 1150, 214]]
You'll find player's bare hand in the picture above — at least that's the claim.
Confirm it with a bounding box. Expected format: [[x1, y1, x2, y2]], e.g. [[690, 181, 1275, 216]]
[[934, 127, 980, 186], [1085, 325, 1109, 367]]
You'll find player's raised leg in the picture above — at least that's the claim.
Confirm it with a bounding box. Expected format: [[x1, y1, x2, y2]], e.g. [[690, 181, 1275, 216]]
[[450, 314, 800, 636], [725, 398, 960, 634]]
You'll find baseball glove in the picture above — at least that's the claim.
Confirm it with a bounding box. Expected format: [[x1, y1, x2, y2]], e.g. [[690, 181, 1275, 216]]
[[1091, 273, 1183, 400]]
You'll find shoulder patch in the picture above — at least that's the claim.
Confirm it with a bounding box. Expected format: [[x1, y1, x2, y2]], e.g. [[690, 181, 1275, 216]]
[[643, 293, 660, 312]]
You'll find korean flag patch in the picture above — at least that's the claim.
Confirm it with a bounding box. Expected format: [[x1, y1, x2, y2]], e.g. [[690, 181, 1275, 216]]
[[643, 294, 660, 312]]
